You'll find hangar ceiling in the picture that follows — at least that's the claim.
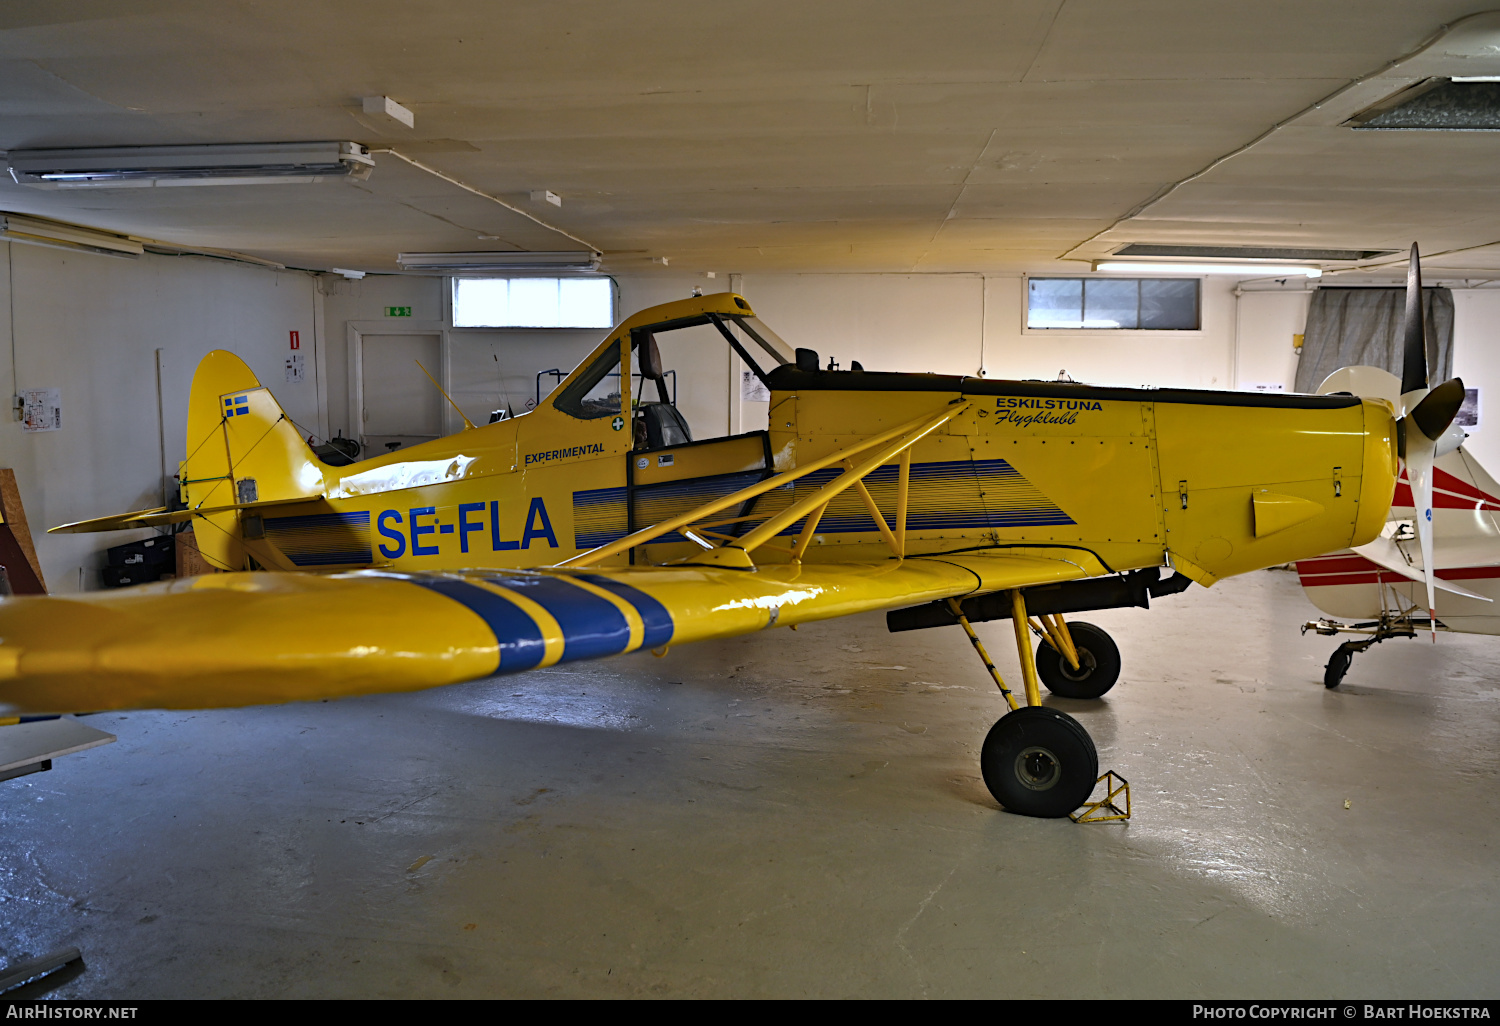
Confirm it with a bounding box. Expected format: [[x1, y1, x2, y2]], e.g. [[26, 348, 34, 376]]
[[4, 1, 1500, 276]]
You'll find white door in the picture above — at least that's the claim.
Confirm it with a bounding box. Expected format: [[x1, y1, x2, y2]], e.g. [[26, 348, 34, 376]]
[[360, 334, 444, 456]]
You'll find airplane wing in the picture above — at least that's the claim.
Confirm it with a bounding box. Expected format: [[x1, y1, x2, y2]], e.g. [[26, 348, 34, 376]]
[[0, 549, 1104, 716]]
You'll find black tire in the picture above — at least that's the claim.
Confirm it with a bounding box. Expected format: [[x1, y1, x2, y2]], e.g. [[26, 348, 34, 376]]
[[1324, 644, 1354, 689], [1035, 621, 1121, 699], [980, 706, 1099, 817]]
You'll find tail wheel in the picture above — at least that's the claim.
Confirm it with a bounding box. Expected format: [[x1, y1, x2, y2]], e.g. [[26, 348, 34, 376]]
[[980, 706, 1098, 818], [1035, 621, 1121, 699], [1324, 644, 1355, 689]]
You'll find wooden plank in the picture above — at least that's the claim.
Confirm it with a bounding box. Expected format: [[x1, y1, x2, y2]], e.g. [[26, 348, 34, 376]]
[[0, 717, 116, 774], [175, 526, 218, 577], [0, 469, 46, 593]]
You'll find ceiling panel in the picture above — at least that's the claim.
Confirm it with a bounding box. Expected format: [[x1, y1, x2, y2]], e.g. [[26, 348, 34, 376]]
[[0, 0, 1497, 273]]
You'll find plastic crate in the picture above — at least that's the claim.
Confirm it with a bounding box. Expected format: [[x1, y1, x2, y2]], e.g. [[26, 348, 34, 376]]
[[105, 535, 175, 569], [101, 565, 171, 589]]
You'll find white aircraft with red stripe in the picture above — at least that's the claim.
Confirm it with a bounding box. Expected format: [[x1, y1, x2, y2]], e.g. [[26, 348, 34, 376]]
[[1300, 352, 1496, 686]]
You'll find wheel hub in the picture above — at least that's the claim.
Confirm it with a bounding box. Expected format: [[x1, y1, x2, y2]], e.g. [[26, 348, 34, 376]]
[[1015, 746, 1061, 790], [1058, 649, 1097, 682]]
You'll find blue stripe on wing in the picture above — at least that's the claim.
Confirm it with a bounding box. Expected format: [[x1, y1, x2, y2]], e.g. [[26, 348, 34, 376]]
[[572, 574, 675, 649], [482, 574, 632, 661], [411, 578, 547, 671]]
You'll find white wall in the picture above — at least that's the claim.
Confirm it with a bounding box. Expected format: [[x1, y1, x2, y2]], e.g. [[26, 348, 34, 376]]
[[1234, 288, 1309, 393], [1451, 290, 1500, 472], [982, 275, 1239, 390], [732, 273, 1241, 391], [320, 273, 740, 447], [0, 241, 321, 592], [320, 271, 1250, 452]]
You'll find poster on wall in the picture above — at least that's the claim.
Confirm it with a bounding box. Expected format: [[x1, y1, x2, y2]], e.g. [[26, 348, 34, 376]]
[[1458, 387, 1480, 429], [741, 368, 769, 402], [22, 388, 60, 432], [285, 353, 305, 384]]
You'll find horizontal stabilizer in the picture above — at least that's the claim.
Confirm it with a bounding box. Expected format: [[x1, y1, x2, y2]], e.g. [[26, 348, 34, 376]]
[[1351, 536, 1493, 601], [50, 495, 324, 534]]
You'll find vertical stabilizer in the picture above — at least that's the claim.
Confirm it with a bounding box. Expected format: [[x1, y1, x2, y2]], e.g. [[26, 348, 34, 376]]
[[181, 351, 326, 570]]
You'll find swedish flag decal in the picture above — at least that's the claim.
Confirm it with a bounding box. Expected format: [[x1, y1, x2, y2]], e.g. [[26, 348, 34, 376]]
[[223, 394, 250, 417]]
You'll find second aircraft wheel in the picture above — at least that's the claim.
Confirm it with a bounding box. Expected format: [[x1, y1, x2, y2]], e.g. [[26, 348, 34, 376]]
[[1035, 621, 1121, 699], [980, 706, 1099, 818], [1324, 643, 1355, 689]]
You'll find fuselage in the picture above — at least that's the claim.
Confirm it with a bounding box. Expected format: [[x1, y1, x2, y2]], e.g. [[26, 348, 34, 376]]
[[187, 294, 1397, 589]]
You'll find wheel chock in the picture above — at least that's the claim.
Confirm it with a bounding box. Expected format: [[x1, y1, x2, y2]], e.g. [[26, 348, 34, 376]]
[[1070, 770, 1131, 823]]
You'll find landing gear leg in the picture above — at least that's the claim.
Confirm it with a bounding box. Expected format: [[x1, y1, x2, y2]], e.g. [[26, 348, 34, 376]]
[[1303, 613, 1421, 689], [951, 591, 1112, 819]]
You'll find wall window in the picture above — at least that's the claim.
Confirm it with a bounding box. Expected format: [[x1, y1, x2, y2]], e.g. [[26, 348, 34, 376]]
[[452, 276, 614, 328], [1027, 277, 1200, 330]]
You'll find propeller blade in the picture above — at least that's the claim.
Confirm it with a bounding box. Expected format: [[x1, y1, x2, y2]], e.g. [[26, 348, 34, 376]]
[[1405, 428, 1439, 640], [1400, 243, 1428, 397], [1410, 376, 1465, 442]]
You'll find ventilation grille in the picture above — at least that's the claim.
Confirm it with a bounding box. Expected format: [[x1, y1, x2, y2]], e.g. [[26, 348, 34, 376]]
[[1349, 79, 1500, 130]]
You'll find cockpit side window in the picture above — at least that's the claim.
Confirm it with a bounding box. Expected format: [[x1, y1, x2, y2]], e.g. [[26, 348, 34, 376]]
[[553, 338, 623, 420]]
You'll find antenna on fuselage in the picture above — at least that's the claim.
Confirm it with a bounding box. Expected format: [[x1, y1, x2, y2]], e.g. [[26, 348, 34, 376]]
[[415, 360, 478, 431]]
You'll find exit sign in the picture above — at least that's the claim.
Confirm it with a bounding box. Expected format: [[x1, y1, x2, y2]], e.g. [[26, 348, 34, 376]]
[[385, 306, 412, 317]]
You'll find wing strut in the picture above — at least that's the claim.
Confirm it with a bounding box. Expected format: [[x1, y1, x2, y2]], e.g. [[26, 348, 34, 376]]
[[561, 401, 968, 569]]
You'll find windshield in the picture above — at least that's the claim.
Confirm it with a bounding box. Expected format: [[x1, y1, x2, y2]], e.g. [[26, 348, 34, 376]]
[[552, 340, 623, 420], [733, 316, 793, 366]]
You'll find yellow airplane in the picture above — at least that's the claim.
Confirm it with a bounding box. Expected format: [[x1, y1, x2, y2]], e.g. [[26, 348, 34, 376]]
[[0, 287, 1450, 817]]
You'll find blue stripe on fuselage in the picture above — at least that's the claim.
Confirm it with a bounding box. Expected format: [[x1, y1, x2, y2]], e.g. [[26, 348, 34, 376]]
[[411, 577, 547, 671], [571, 574, 675, 649], [482, 574, 632, 662]]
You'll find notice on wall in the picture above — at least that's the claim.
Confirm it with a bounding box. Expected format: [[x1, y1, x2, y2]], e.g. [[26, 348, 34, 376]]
[[741, 368, 769, 402], [1458, 387, 1481, 429], [285, 353, 305, 384], [22, 388, 60, 432]]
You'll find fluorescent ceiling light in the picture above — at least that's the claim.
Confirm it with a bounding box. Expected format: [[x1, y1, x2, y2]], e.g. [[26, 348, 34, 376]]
[[7, 142, 374, 189], [1093, 261, 1322, 278], [1449, 76, 1500, 82], [0, 213, 143, 257], [396, 251, 601, 273], [1114, 243, 1392, 261]]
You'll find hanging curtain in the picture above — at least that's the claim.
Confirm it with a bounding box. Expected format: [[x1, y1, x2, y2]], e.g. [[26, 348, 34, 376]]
[[1294, 286, 1453, 394]]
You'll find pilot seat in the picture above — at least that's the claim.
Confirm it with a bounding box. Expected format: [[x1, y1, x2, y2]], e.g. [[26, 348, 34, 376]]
[[633, 330, 693, 449]]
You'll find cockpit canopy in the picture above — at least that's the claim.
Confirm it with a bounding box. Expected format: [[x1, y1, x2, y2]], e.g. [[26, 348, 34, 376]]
[[553, 305, 793, 433]]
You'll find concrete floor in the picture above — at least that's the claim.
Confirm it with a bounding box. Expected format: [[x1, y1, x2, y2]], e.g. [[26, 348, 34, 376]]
[[2, 568, 1497, 999]]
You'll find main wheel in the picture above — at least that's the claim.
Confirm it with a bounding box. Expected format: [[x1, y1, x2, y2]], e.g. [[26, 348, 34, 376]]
[[1324, 644, 1354, 689], [980, 706, 1099, 817], [1035, 621, 1121, 699]]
